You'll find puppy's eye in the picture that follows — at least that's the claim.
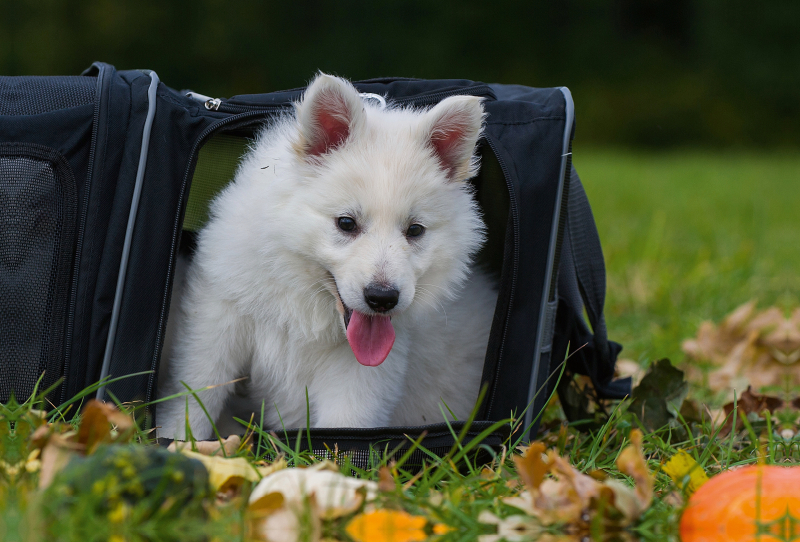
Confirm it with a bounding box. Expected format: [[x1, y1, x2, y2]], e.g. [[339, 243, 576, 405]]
[[337, 216, 357, 232], [406, 224, 425, 238]]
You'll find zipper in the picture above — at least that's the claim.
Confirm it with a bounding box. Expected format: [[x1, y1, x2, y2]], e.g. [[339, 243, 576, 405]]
[[61, 65, 106, 403], [145, 109, 279, 407], [196, 83, 495, 114], [482, 136, 520, 419], [390, 84, 495, 106]]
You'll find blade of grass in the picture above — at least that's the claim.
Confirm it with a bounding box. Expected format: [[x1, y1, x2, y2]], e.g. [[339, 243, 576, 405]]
[[180, 381, 227, 457], [724, 389, 738, 470]]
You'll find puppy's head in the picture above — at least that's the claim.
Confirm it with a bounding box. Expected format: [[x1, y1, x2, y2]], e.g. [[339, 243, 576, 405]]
[[289, 73, 486, 366]]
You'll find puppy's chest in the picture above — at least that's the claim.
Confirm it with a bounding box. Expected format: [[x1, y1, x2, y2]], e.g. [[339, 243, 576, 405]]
[[248, 325, 349, 383], [246, 323, 413, 391]]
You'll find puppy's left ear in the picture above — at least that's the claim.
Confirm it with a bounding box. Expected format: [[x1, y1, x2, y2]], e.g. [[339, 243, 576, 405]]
[[424, 96, 485, 182], [294, 73, 365, 159]]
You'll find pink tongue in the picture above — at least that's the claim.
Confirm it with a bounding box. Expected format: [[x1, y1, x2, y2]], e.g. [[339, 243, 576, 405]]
[[346, 312, 395, 367]]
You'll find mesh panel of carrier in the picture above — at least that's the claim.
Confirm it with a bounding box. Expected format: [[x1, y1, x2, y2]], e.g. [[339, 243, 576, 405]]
[[0, 76, 96, 116], [0, 145, 77, 403]]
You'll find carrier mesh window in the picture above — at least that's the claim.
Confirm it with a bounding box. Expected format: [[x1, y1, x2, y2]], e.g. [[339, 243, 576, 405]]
[[0, 76, 96, 116], [184, 134, 249, 231], [0, 145, 77, 403]]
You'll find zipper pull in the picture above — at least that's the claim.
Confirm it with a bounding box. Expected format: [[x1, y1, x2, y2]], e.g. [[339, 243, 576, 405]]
[[184, 91, 224, 111], [205, 98, 223, 111]]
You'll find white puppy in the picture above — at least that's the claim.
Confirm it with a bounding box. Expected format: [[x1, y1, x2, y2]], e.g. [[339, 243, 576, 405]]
[[158, 73, 497, 440]]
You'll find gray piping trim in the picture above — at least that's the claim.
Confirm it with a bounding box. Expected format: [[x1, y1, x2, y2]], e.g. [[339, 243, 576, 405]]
[[97, 70, 160, 400], [523, 86, 574, 437]]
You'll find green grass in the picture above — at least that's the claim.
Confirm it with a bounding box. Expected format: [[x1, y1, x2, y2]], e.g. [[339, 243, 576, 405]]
[[578, 149, 800, 365]]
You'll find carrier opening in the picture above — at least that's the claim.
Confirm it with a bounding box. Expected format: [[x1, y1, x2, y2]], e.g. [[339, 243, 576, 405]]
[[158, 128, 511, 434]]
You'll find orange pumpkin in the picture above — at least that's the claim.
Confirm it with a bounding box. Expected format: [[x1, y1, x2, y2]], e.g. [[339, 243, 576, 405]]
[[680, 465, 800, 542]]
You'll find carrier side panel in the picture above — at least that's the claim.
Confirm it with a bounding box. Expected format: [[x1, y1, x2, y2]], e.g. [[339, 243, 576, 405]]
[[480, 88, 567, 424], [101, 81, 220, 407], [0, 75, 97, 402]]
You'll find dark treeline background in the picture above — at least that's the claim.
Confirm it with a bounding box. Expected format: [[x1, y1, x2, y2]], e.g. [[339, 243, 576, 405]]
[[1, 0, 797, 148]]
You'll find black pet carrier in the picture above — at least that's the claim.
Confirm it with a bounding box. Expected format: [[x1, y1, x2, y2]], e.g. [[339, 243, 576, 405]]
[[0, 63, 629, 464]]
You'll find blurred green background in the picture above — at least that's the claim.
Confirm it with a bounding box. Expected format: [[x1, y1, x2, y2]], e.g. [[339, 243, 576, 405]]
[[2, 0, 798, 363], [2, 0, 798, 148]]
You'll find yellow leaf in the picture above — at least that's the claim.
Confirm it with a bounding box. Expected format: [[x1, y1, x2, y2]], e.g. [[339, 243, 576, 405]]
[[181, 450, 259, 492], [346, 509, 427, 542], [432, 523, 453, 535], [663, 450, 708, 495]]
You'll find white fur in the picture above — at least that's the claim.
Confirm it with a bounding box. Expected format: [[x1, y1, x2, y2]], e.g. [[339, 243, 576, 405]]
[[158, 74, 497, 439]]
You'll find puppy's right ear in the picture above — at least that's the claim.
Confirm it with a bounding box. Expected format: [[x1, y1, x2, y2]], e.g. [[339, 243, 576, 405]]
[[294, 73, 365, 159]]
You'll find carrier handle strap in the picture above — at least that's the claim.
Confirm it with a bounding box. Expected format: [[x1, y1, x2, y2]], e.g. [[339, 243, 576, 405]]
[[565, 166, 630, 398]]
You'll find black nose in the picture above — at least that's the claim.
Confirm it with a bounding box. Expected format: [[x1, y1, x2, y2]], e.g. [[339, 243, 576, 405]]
[[364, 285, 399, 312]]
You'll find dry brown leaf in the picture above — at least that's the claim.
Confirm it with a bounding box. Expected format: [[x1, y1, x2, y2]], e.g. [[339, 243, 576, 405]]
[[612, 429, 653, 521], [616, 429, 653, 507], [76, 400, 135, 454], [503, 441, 654, 528], [719, 386, 786, 436], [513, 442, 549, 491], [168, 435, 244, 456], [377, 465, 395, 492], [683, 302, 800, 395], [38, 433, 83, 489]]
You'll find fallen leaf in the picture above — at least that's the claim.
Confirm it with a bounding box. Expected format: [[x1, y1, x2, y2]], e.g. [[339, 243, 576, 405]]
[[168, 435, 245, 456], [378, 465, 395, 492], [662, 450, 708, 495], [683, 302, 800, 396], [248, 491, 285, 517], [720, 386, 785, 436], [248, 494, 321, 542], [504, 441, 654, 528], [477, 511, 543, 542], [346, 509, 427, 542], [180, 450, 260, 493], [629, 359, 688, 431], [431, 523, 454, 535], [38, 433, 83, 489], [249, 463, 377, 520], [512, 442, 549, 491], [77, 400, 135, 454], [616, 430, 653, 508]]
